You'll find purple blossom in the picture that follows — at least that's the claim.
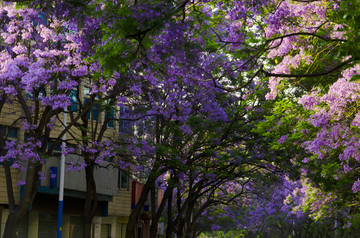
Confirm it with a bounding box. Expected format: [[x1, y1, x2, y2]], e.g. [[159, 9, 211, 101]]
[[352, 179, 360, 193], [16, 180, 26, 186], [278, 135, 288, 144]]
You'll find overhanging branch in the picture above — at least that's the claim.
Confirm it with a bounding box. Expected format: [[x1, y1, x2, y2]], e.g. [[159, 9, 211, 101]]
[[262, 58, 353, 78], [267, 32, 346, 43]]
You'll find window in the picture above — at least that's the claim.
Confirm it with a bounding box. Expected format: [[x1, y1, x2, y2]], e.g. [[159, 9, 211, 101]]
[[47, 139, 62, 153], [118, 169, 128, 190], [0, 126, 18, 140], [69, 89, 78, 112], [92, 103, 99, 121]]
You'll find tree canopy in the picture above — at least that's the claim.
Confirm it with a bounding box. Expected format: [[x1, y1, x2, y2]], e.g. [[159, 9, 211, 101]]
[[1, 0, 360, 237]]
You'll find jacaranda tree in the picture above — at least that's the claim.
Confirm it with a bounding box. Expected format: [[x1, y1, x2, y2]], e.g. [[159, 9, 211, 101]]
[[0, 2, 122, 237], [254, 0, 360, 236]]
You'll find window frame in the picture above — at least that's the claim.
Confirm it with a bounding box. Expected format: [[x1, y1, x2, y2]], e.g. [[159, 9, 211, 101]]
[[118, 169, 129, 190]]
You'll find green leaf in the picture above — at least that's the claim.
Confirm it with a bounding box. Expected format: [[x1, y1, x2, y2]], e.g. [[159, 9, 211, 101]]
[[350, 74, 360, 82]]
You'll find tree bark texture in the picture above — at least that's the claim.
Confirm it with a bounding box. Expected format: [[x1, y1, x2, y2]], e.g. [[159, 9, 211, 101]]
[[125, 180, 154, 238], [3, 163, 41, 238], [83, 163, 97, 238]]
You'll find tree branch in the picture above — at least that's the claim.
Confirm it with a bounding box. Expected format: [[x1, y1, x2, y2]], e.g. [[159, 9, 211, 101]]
[[267, 32, 346, 43], [292, 0, 321, 2], [263, 58, 353, 78]]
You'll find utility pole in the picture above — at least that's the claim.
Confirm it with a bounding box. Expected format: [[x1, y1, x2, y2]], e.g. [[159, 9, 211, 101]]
[[57, 109, 67, 238]]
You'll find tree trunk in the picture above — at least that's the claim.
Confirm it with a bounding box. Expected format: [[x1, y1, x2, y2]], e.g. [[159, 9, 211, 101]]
[[125, 164, 166, 238], [83, 219, 92, 238], [183, 208, 194, 238], [3, 213, 22, 238], [83, 163, 97, 238], [166, 191, 174, 238], [125, 180, 154, 238], [149, 186, 173, 238], [2, 162, 16, 238], [4, 161, 15, 212], [149, 185, 157, 237], [3, 163, 41, 238]]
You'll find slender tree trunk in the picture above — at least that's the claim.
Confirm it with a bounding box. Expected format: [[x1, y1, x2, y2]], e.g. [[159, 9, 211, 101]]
[[191, 224, 198, 238], [166, 190, 174, 238], [149, 186, 173, 238], [125, 164, 166, 238], [126, 180, 154, 238], [184, 207, 194, 238], [149, 185, 157, 237], [83, 162, 97, 238], [4, 161, 15, 211], [148, 115, 164, 238], [171, 193, 194, 238]]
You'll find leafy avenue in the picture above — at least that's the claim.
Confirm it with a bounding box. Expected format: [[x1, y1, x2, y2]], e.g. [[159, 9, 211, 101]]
[[0, 0, 359, 237]]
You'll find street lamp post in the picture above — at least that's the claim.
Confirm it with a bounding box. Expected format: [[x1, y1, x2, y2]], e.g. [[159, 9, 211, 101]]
[[57, 109, 67, 238]]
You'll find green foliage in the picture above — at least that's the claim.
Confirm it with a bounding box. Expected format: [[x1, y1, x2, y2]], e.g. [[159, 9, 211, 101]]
[[328, 0, 360, 61], [253, 97, 314, 180], [14, 1, 32, 9], [198, 231, 247, 238], [349, 74, 360, 82]]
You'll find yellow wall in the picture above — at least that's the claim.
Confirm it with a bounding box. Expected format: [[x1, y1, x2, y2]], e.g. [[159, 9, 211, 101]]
[[0, 167, 20, 205], [108, 181, 132, 217]]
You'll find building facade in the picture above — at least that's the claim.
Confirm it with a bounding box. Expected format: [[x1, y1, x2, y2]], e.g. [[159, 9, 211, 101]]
[[0, 88, 133, 237], [0, 154, 132, 238]]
